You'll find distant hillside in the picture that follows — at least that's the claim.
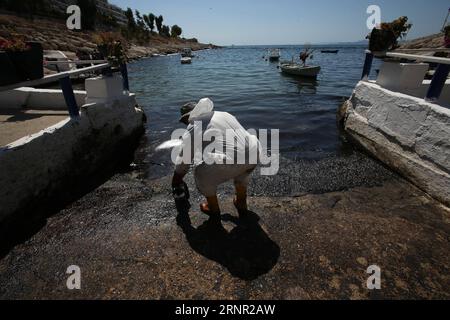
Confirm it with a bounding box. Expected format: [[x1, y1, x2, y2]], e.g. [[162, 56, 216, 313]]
[[399, 33, 446, 50], [0, 13, 218, 60]]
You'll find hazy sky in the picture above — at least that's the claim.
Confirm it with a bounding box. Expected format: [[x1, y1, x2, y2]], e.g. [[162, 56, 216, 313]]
[[110, 0, 449, 45]]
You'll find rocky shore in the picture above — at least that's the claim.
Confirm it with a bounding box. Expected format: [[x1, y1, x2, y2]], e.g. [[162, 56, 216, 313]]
[[0, 13, 219, 61], [399, 32, 446, 50]]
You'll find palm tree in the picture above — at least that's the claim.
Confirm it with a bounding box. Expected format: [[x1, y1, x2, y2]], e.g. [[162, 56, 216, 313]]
[[125, 7, 136, 31]]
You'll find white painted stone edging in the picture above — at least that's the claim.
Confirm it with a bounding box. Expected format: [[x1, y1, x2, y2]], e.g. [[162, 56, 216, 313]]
[[0, 94, 145, 224], [342, 81, 450, 206]]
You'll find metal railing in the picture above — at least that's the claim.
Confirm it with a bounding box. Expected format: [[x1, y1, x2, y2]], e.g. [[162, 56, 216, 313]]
[[386, 52, 450, 65], [0, 62, 130, 119], [45, 60, 108, 66], [394, 48, 450, 53], [361, 50, 450, 103]]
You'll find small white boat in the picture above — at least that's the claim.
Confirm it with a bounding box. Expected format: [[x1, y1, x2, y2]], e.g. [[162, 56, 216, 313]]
[[181, 57, 192, 64], [268, 49, 281, 61], [280, 63, 321, 78]]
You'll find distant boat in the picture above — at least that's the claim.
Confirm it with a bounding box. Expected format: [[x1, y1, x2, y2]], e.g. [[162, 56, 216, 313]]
[[268, 48, 281, 61], [280, 63, 321, 78], [181, 48, 194, 58], [321, 50, 339, 54], [181, 57, 192, 64]]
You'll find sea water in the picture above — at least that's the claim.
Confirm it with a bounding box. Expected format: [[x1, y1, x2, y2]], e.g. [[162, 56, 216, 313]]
[[128, 45, 381, 179]]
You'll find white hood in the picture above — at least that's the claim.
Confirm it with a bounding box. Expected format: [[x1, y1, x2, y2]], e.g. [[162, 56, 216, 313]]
[[188, 98, 214, 123]]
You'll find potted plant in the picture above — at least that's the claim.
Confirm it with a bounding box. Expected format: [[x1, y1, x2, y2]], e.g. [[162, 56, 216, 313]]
[[367, 16, 412, 56], [93, 32, 128, 70], [22, 41, 44, 80], [0, 39, 20, 86], [0, 38, 44, 81]]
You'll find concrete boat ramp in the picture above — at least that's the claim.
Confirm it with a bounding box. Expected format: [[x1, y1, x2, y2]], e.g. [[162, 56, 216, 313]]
[[0, 153, 449, 300]]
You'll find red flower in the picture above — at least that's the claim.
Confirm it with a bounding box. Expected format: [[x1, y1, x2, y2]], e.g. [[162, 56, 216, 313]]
[[0, 39, 12, 50]]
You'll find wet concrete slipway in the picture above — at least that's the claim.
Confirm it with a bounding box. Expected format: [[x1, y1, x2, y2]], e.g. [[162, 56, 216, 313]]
[[0, 138, 449, 299]]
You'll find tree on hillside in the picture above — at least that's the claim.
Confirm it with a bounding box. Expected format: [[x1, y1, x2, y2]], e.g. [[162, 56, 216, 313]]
[[161, 25, 171, 37], [171, 25, 182, 38], [77, 0, 97, 30], [155, 15, 164, 34], [133, 10, 150, 43], [144, 13, 155, 32], [125, 7, 136, 32], [143, 14, 149, 30], [135, 10, 146, 30], [122, 7, 150, 44]]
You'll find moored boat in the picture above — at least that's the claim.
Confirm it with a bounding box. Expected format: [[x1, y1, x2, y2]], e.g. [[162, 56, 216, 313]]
[[280, 63, 321, 78], [181, 48, 194, 58], [268, 48, 281, 61], [181, 57, 192, 64]]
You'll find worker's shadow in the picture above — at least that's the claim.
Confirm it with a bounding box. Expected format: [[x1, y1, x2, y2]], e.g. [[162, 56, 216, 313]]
[[175, 199, 280, 281]]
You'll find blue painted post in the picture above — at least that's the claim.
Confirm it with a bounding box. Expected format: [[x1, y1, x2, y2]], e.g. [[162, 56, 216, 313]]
[[426, 63, 450, 102], [59, 76, 79, 118], [120, 63, 130, 91], [361, 50, 374, 81]]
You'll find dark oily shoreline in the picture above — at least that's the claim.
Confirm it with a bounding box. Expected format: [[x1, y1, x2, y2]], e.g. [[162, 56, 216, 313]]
[[1, 144, 449, 299]]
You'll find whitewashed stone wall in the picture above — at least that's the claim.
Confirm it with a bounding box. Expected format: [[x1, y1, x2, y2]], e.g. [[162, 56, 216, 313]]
[[341, 81, 450, 206], [0, 88, 86, 109], [0, 94, 145, 225]]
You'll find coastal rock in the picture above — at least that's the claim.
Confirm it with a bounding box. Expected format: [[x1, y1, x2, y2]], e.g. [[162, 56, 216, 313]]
[[0, 13, 218, 61], [399, 33, 446, 50]]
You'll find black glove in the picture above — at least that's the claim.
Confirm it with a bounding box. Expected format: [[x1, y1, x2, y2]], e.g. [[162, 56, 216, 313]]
[[172, 182, 190, 200]]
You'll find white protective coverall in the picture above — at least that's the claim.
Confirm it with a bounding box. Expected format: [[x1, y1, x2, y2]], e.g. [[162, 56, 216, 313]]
[[175, 98, 260, 197]]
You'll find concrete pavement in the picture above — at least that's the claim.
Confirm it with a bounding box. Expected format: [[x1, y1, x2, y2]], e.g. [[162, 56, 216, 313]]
[[0, 109, 68, 147]]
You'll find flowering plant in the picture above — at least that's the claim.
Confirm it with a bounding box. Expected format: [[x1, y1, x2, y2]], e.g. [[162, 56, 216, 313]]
[[0, 38, 30, 52], [92, 32, 128, 67], [444, 26, 450, 48], [367, 16, 412, 52], [381, 16, 412, 41]]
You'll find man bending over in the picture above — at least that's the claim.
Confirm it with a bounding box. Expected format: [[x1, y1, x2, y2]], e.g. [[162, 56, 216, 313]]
[[172, 98, 260, 222]]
